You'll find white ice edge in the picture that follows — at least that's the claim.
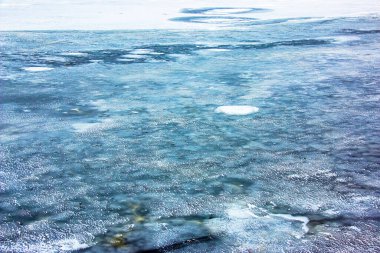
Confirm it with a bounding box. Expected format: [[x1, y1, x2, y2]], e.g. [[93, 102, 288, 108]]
[[246, 204, 310, 233], [222, 204, 310, 238], [271, 213, 310, 234], [0, 0, 379, 30]]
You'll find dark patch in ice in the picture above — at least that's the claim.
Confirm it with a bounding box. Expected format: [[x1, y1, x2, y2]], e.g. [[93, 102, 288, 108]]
[[136, 44, 201, 55], [246, 17, 315, 26], [174, 6, 272, 27], [199, 177, 254, 196], [1, 38, 331, 72], [89, 215, 216, 252], [158, 214, 217, 222], [143, 39, 330, 54], [341, 29, 380, 34], [307, 216, 380, 233], [170, 15, 257, 24], [240, 39, 261, 43], [59, 105, 102, 118], [138, 235, 215, 253], [181, 7, 270, 15], [216, 39, 330, 50], [170, 16, 314, 26], [0, 93, 60, 106]]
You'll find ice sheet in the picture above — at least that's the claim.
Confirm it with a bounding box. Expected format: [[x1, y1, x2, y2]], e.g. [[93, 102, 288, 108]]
[[0, 0, 379, 30]]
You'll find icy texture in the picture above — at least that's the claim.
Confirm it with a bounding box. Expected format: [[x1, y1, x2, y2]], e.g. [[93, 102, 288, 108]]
[[0, 16, 380, 252]]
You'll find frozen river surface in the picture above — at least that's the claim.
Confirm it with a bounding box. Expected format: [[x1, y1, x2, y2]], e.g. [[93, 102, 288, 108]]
[[0, 7, 380, 253]]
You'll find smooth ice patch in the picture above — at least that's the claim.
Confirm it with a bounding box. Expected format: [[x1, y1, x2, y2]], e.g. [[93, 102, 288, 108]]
[[227, 206, 257, 219], [117, 58, 135, 62], [206, 8, 257, 15], [206, 48, 230, 52], [71, 119, 117, 133], [333, 36, 361, 43], [215, 106, 259, 115], [61, 52, 88, 57], [130, 49, 155, 54], [23, 67, 54, 72], [72, 122, 101, 133], [57, 239, 90, 251], [197, 48, 231, 55], [246, 204, 310, 234], [320, 36, 361, 44], [121, 54, 146, 59], [90, 59, 103, 63], [41, 56, 67, 62]]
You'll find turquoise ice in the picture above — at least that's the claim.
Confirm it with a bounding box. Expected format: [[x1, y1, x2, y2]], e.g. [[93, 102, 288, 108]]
[[0, 15, 380, 252]]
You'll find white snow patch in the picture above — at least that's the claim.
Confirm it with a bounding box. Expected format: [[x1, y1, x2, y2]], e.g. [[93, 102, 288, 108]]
[[197, 48, 231, 55], [57, 239, 89, 251], [215, 105, 259, 115], [206, 48, 230, 52], [23, 67, 54, 72], [72, 119, 117, 133], [130, 49, 155, 54], [320, 36, 361, 44], [61, 52, 88, 57], [227, 206, 257, 219]]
